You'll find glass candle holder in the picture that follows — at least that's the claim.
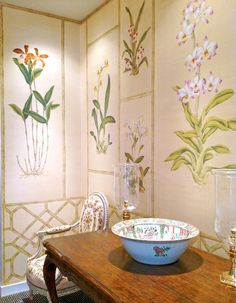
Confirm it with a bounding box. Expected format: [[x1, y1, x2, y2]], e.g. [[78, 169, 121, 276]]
[[212, 169, 236, 287], [113, 163, 139, 220]]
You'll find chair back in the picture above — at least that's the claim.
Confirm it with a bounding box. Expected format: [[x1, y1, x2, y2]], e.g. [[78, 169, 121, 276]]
[[79, 192, 109, 233]]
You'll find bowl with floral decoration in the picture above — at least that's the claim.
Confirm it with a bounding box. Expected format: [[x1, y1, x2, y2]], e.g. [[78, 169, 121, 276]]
[[111, 218, 199, 265]]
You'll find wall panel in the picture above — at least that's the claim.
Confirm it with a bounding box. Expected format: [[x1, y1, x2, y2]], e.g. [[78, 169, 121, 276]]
[[2, 7, 83, 285], [65, 21, 82, 197], [155, 0, 236, 238]]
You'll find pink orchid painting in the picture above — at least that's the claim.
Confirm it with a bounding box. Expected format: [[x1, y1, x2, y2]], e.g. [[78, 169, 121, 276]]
[[165, 0, 236, 184], [122, 1, 151, 76]]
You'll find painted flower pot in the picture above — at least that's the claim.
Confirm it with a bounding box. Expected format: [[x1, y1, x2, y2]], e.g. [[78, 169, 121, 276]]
[[112, 218, 199, 265]]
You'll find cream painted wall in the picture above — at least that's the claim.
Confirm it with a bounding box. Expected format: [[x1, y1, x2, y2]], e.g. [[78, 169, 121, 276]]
[[87, 0, 236, 257], [155, 0, 236, 237], [86, 0, 154, 218], [2, 0, 235, 288], [1, 6, 85, 284]]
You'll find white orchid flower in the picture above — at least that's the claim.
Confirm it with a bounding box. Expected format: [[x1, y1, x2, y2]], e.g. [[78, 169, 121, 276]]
[[185, 46, 203, 71], [177, 22, 195, 45], [193, 1, 213, 24], [205, 72, 222, 93], [177, 81, 195, 103], [203, 36, 218, 60], [189, 74, 206, 96]]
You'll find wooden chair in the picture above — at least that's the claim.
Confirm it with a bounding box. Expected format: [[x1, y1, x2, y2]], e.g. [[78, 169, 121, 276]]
[[26, 192, 109, 302]]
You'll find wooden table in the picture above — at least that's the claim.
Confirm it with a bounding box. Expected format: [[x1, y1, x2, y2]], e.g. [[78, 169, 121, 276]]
[[43, 230, 236, 303]]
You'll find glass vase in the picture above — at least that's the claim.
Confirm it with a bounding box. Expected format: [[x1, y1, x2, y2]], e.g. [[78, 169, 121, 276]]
[[113, 163, 139, 220], [212, 169, 236, 287]]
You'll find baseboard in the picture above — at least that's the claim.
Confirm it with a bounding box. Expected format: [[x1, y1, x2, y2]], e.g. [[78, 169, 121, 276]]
[[0, 281, 29, 297]]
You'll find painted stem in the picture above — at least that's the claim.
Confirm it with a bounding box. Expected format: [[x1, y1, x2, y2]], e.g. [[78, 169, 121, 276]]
[[16, 155, 27, 175], [23, 120, 32, 172], [28, 84, 37, 172], [95, 68, 106, 153], [131, 39, 138, 75], [40, 124, 49, 173], [38, 123, 45, 171], [33, 78, 41, 172]]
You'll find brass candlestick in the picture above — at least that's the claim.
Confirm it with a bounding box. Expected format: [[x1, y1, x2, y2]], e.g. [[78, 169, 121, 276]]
[[220, 229, 236, 287], [122, 200, 131, 220]]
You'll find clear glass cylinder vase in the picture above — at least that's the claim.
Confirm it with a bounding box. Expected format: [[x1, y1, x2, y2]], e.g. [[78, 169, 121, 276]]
[[212, 169, 236, 287], [212, 169, 236, 241], [113, 163, 139, 213]]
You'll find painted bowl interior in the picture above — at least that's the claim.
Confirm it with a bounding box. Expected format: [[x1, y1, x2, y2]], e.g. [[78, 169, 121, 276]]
[[112, 218, 199, 242]]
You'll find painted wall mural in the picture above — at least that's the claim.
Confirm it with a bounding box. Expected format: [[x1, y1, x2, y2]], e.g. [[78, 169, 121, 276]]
[[120, 95, 152, 215], [3, 7, 82, 284], [165, 0, 236, 184], [90, 60, 116, 154], [9, 44, 59, 175], [124, 116, 150, 192], [88, 28, 119, 175], [122, 0, 150, 76]]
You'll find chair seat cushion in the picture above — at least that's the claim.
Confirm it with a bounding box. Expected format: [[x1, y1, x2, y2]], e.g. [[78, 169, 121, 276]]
[[27, 255, 74, 291]]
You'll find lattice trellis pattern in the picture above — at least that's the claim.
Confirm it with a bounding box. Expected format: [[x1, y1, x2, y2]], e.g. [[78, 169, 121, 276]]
[[192, 232, 228, 259], [3, 201, 228, 285], [3, 200, 121, 285], [3, 198, 85, 284]]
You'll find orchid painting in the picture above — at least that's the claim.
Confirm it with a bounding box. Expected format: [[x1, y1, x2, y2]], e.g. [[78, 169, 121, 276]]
[[124, 116, 150, 192], [9, 45, 59, 176], [122, 0, 151, 76], [165, 0, 236, 184], [90, 60, 116, 154]]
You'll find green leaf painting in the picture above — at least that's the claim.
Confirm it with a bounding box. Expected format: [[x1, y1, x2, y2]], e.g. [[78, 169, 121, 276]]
[[122, 0, 150, 76], [165, 1, 236, 184], [124, 116, 150, 192], [90, 60, 116, 154], [9, 44, 60, 175]]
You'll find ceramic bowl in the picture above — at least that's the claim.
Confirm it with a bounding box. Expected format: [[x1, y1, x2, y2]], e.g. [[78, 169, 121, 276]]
[[111, 218, 199, 265]]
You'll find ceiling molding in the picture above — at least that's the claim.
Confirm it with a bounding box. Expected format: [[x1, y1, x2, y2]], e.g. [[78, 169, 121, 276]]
[[0, 0, 111, 24], [0, 2, 82, 23], [80, 0, 110, 24]]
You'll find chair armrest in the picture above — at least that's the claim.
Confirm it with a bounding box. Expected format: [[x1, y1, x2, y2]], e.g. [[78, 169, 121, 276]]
[[28, 221, 80, 262], [37, 224, 72, 237], [37, 219, 81, 237]]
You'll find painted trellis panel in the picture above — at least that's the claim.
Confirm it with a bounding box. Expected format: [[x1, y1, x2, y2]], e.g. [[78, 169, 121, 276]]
[[120, 0, 153, 99], [4, 8, 63, 203], [88, 29, 119, 172]]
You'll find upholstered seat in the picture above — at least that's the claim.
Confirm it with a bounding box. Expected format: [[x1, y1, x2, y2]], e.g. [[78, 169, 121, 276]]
[[26, 192, 109, 302], [27, 255, 75, 291]]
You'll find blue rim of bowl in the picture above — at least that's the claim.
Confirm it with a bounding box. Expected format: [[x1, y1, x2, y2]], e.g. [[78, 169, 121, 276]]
[[111, 218, 200, 242]]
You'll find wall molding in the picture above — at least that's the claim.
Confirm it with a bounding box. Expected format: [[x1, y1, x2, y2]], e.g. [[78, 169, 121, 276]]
[[0, 1, 112, 25], [61, 20, 66, 199], [120, 91, 153, 103], [87, 24, 119, 47], [0, 2, 81, 24], [88, 169, 113, 175], [81, 0, 111, 24], [5, 196, 85, 206], [0, 3, 4, 285], [0, 280, 29, 297]]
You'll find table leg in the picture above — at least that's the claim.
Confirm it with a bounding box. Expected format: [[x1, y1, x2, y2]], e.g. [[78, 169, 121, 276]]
[[43, 255, 59, 303]]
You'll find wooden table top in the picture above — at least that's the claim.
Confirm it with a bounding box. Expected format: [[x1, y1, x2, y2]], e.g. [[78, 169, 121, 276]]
[[44, 230, 236, 303]]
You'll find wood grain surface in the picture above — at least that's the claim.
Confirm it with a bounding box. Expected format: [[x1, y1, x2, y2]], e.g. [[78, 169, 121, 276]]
[[43, 230, 236, 303]]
